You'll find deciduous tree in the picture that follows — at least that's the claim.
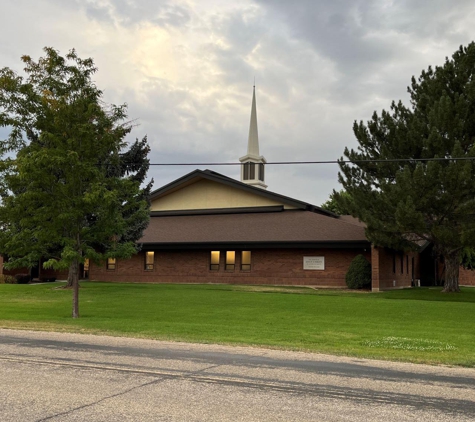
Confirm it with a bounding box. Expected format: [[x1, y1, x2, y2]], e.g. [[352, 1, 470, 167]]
[[0, 48, 151, 316], [320, 190, 352, 215]]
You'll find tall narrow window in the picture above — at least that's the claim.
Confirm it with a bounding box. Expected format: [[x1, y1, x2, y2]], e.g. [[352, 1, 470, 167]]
[[400, 253, 404, 274], [406, 255, 409, 274], [241, 251, 251, 271], [243, 163, 250, 180], [259, 163, 265, 181], [210, 251, 220, 271], [392, 253, 396, 274], [145, 251, 154, 271], [83, 258, 90, 279], [226, 251, 235, 271], [249, 162, 255, 179], [107, 257, 116, 270]]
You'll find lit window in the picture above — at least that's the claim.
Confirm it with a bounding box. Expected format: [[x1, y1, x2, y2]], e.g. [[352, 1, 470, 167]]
[[83, 258, 90, 279], [145, 251, 154, 271], [241, 251, 251, 271], [210, 251, 220, 271], [107, 257, 116, 270], [226, 251, 235, 271]]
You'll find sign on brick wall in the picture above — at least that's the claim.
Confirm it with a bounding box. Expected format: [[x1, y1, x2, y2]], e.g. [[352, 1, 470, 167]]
[[303, 256, 325, 270]]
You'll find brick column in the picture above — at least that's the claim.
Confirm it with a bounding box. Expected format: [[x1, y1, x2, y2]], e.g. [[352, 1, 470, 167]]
[[371, 245, 380, 292]]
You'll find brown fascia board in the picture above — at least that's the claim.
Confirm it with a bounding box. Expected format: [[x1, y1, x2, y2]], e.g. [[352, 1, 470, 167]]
[[139, 240, 371, 250], [148, 169, 339, 218], [150, 205, 284, 217]]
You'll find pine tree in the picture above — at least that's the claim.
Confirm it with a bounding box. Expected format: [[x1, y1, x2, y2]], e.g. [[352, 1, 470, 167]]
[[0, 48, 151, 316], [337, 43, 475, 293]]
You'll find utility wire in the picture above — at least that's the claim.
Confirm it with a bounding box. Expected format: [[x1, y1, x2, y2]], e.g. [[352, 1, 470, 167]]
[[148, 157, 475, 166]]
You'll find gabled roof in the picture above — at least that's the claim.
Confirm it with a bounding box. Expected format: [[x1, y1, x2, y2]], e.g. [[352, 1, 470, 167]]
[[149, 169, 338, 218]]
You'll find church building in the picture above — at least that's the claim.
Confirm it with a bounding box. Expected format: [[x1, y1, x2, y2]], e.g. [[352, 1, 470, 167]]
[[88, 87, 422, 290]]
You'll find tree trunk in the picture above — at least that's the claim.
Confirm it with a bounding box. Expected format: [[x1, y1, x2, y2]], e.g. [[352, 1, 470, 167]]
[[69, 258, 80, 318], [65, 270, 74, 288], [443, 252, 461, 293]]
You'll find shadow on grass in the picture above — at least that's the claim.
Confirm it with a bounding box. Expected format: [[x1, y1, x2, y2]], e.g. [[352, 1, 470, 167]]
[[379, 287, 475, 303]]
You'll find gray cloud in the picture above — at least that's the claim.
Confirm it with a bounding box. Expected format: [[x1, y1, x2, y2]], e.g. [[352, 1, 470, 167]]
[[1, 0, 475, 206], [82, 0, 191, 27]]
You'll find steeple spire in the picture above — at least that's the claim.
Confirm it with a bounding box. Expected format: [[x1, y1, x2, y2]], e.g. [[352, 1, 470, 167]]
[[247, 85, 259, 156], [240, 85, 267, 189]]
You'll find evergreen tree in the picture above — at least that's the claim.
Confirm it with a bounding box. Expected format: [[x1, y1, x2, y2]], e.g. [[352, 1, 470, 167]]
[[0, 48, 151, 316], [337, 42, 475, 293]]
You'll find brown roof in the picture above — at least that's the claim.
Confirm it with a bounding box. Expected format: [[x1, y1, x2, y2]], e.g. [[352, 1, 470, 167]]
[[140, 210, 368, 245], [338, 215, 367, 227]]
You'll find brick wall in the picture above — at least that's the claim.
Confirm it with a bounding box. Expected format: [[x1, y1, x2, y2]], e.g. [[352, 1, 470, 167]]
[[459, 267, 475, 286], [89, 248, 371, 287], [371, 246, 420, 291]]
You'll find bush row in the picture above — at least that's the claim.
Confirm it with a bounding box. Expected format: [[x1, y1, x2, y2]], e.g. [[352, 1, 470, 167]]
[[0, 274, 58, 284]]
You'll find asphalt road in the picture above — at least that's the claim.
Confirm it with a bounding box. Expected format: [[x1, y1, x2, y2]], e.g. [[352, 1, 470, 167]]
[[0, 329, 474, 421]]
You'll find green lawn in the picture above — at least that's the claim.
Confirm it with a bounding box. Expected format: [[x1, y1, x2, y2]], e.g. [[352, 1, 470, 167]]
[[0, 282, 474, 366]]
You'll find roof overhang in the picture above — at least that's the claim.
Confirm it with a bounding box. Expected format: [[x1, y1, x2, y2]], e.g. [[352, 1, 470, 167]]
[[139, 240, 371, 251]]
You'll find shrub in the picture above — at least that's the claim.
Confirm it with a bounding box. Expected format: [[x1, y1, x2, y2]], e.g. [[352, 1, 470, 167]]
[[345, 255, 371, 289], [15, 274, 31, 284], [0, 274, 17, 284]]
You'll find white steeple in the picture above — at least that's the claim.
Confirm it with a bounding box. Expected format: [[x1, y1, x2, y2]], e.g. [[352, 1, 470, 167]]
[[239, 85, 267, 189], [247, 85, 259, 156]]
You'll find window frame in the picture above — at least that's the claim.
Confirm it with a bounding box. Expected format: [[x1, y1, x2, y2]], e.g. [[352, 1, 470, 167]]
[[241, 251, 251, 271], [106, 257, 116, 271], [225, 251, 235, 271], [144, 251, 155, 271], [210, 251, 220, 271]]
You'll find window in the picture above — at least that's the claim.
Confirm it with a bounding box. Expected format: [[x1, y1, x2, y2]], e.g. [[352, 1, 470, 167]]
[[145, 251, 154, 271], [392, 253, 396, 274], [107, 257, 116, 270], [400, 253, 404, 274], [249, 162, 255, 179], [241, 251, 251, 271], [259, 163, 265, 181], [226, 251, 235, 271], [406, 255, 409, 274], [243, 163, 250, 180], [83, 258, 90, 279], [210, 251, 220, 271]]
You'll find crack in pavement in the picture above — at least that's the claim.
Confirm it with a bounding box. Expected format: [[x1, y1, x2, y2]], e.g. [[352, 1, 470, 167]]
[[32, 362, 225, 421], [35, 376, 168, 422]]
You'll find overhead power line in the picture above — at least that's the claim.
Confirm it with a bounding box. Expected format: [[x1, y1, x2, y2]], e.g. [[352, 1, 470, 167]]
[[148, 157, 475, 166]]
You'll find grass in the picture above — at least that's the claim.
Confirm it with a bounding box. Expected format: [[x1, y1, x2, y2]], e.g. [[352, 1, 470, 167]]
[[0, 282, 474, 366]]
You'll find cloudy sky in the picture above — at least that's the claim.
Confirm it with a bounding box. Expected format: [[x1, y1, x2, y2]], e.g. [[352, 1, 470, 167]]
[[1, 0, 474, 205]]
